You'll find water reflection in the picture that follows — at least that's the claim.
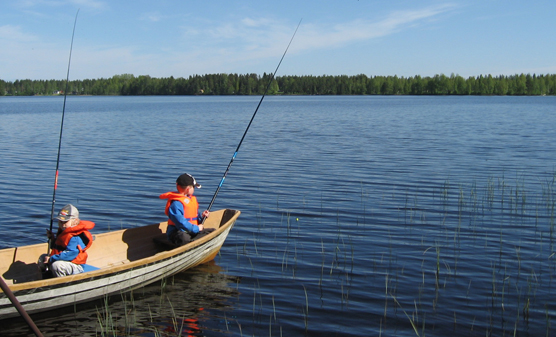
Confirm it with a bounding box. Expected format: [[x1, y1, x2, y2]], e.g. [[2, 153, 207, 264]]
[[2, 261, 240, 336]]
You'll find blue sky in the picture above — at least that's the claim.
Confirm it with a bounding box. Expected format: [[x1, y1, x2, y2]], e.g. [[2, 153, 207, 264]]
[[1, 0, 555, 81]]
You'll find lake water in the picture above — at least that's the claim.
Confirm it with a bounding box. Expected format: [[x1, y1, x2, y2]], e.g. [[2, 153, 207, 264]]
[[1, 95, 556, 336]]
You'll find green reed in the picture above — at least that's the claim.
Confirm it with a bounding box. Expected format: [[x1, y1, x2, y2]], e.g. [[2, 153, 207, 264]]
[[391, 294, 420, 337], [91, 172, 556, 336], [364, 173, 556, 335], [302, 284, 309, 332]]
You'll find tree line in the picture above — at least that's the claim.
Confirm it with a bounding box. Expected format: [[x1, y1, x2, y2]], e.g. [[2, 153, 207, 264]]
[[2, 73, 555, 96]]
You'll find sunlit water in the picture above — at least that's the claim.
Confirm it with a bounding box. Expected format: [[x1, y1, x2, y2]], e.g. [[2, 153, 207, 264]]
[[1, 95, 556, 336]]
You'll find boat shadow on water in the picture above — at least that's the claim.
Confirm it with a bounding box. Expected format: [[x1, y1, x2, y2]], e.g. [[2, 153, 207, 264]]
[[2, 261, 242, 336]]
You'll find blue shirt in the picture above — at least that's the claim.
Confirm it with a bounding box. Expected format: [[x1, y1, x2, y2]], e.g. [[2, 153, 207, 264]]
[[50, 235, 85, 262], [166, 200, 202, 239]]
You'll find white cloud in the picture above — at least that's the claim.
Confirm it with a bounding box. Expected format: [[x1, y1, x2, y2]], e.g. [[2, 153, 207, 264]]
[[170, 4, 457, 66], [296, 4, 458, 51], [15, 0, 106, 10], [150, 4, 455, 77], [241, 17, 273, 28], [140, 11, 164, 22], [0, 25, 38, 42], [68, 0, 106, 10], [1, 3, 462, 80]]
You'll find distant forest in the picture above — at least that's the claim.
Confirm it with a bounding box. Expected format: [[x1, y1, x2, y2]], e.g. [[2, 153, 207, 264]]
[[2, 73, 556, 96]]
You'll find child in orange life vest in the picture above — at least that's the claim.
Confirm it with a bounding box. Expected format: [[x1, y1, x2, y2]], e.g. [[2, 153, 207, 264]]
[[160, 173, 211, 246], [43, 204, 95, 277]]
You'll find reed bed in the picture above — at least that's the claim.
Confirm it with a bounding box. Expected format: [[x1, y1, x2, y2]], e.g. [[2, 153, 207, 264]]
[[220, 173, 556, 336], [36, 173, 556, 336]]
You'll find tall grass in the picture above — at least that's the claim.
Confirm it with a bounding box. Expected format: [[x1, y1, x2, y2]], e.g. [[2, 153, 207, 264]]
[[89, 174, 556, 336]]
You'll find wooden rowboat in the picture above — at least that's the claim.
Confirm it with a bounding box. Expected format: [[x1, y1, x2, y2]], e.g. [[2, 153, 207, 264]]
[[0, 208, 240, 319]]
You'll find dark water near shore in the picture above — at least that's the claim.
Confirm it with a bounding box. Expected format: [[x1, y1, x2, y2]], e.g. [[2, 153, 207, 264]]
[[1, 95, 556, 336]]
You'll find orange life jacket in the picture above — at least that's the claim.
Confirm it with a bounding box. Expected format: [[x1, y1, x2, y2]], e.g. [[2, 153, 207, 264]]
[[50, 220, 95, 265], [159, 191, 199, 226]]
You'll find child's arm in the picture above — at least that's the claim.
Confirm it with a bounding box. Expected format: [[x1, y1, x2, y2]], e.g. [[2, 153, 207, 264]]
[[50, 236, 83, 262], [168, 201, 200, 233]]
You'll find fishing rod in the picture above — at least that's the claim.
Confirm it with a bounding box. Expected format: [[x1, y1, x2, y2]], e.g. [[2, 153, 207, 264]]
[[48, 10, 79, 241], [204, 19, 302, 215], [6, 12, 80, 337]]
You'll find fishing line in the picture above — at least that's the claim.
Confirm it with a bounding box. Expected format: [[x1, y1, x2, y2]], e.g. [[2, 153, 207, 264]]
[[49, 10, 80, 239], [204, 19, 302, 215]]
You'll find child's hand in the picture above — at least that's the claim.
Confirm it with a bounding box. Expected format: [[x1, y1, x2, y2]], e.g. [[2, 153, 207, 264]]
[[198, 225, 204, 232], [202, 210, 210, 218], [46, 229, 53, 239]]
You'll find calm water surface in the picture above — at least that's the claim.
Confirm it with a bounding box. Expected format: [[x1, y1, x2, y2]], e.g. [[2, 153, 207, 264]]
[[1, 95, 556, 336]]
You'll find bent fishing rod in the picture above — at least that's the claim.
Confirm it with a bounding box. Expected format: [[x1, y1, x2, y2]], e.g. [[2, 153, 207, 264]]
[[48, 10, 79, 239], [204, 19, 302, 216]]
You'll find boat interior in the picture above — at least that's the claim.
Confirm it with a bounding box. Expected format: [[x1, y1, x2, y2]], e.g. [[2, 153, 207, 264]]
[[0, 209, 239, 286]]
